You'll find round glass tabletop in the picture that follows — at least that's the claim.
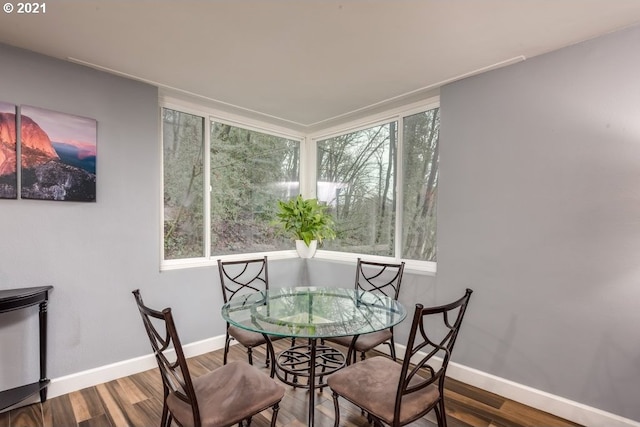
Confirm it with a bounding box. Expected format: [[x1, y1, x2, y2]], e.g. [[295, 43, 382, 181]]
[[221, 286, 407, 339]]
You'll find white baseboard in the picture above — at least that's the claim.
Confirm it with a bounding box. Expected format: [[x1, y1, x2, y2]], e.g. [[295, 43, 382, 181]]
[[38, 336, 638, 427]]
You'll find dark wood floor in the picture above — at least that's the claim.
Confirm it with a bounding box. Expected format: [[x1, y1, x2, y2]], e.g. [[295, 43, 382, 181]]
[[0, 342, 582, 427]]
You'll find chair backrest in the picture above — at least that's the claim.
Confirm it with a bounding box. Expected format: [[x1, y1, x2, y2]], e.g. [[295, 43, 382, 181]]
[[355, 258, 405, 300], [395, 289, 473, 422], [132, 289, 200, 425], [217, 256, 269, 303]]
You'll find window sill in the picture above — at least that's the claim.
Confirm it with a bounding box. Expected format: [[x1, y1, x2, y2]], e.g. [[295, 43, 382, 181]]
[[161, 250, 436, 276], [313, 250, 436, 276]]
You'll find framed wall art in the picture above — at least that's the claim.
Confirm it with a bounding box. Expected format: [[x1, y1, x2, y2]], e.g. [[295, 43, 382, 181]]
[[20, 105, 97, 202], [0, 101, 18, 199]]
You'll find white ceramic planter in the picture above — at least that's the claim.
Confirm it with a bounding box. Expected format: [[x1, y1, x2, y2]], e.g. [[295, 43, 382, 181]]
[[295, 240, 317, 258]]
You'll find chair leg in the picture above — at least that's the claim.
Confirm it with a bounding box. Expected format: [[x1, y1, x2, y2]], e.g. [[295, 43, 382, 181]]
[[435, 398, 448, 427], [247, 346, 254, 365], [265, 339, 277, 378], [265, 344, 271, 368], [161, 389, 171, 427], [388, 336, 397, 361], [270, 402, 280, 427], [332, 392, 341, 427], [224, 333, 232, 365], [160, 407, 169, 427]]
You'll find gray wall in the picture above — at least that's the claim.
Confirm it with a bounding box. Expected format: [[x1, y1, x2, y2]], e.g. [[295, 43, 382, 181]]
[[438, 25, 640, 421]]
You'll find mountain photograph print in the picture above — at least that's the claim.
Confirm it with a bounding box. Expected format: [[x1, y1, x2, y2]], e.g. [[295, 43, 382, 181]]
[[20, 105, 97, 202], [0, 102, 18, 199]]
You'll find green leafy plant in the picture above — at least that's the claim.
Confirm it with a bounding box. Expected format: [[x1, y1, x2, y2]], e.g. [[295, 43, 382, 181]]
[[274, 195, 336, 247]]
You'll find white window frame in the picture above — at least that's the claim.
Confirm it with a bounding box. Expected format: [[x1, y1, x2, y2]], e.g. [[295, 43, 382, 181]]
[[160, 95, 438, 275]]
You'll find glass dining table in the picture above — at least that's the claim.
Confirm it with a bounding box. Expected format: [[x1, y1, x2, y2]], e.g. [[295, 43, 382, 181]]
[[221, 286, 407, 427]]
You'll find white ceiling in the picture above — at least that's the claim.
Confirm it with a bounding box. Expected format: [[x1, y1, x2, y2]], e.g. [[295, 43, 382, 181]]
[[1, 1, 640, 132]]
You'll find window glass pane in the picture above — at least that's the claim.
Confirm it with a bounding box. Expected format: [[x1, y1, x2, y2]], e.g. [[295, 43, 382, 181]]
[[163, 109, 205, 259], [210, 122, 299, 255], [402, 108, 439, 261], [317, 122, 396, 256]]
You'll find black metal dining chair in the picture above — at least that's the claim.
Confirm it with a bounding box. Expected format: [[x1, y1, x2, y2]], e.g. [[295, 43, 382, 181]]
[[132, 289, 285, 427], [327, 288, 473, 427], [326, 258, 405, 363], [217, 256, 286, 367]]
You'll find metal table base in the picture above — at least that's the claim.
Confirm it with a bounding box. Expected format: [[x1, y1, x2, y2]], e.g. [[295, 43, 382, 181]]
[[268, 338, 346, 427]]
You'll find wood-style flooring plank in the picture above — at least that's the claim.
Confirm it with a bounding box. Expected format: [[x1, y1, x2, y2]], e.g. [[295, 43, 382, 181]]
[[6, 403, 41, 427], [192, 350, 222, 372], [95, 381, 135, 427], [114, 375, 149, 405], [446, 378, 505, 410], [68, 387, 105, 423], [106, 376, 164, 427], [130, 399, 162, 427], [0, 409, 9, 427], [42, 394, 76, 427], [499, 400, 582, 427], [445, 399, 494, 427], [78, 413, 112, 427], [127, 370, 162, 402], [445, 387, 570, 427], [186, 357, 213, 378]]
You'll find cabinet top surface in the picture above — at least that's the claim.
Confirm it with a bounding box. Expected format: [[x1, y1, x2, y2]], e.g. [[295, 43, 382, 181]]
[[0, 286, 53, 300], [0, 286, 53, 312]]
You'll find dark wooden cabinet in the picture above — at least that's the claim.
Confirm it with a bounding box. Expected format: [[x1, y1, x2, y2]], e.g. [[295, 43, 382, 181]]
[[0, 286, 53, 411]]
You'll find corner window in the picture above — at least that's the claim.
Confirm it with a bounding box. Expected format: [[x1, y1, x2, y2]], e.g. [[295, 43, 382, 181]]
[[161, 102, 438, 266]]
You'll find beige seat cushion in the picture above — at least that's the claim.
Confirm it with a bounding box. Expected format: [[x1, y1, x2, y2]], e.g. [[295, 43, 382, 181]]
[[329, 329, 392, 352], [327, 356, 439, 425], [167, 360, 285, 427], [228, 325, 285, 348], [227, 325, 267, 347]]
